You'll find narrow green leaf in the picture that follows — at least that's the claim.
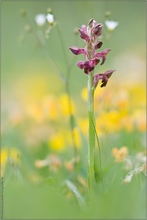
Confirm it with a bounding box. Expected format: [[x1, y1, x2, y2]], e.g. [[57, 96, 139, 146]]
[[89, 114, 103, 187], [65, 180, 86, 208]]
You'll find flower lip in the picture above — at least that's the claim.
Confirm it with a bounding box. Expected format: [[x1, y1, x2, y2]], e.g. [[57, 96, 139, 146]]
[[95, 40, 103, 50], [94, 49, 111, 65], [99, 70, 115, 87], [93, 70, 115, 88], [77, 60, 95, 74]]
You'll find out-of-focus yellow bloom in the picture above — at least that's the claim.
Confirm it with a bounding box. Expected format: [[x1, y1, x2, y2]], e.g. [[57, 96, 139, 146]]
[[1, 147, 21, 177], [35, 159, 49, 168], [81, 87, 87, 101], [81, 86, 104, 107], [64, 156, 80, 172], [59, 94, 75, 116], [100, 111, 121, 133], [1, 147, 20, 163], [94, 86, 103, 98], [72, 127, 81, 148], [129, 85, 146, 107], [121, 116, 133, 132], [9, 111, 23, 126], [43, 96, 58, 120], [132, 110, 146, 132], [48, 129, 81, 151], [137, 116, 146, 132], [49, 133, 65, 151], [95, 118, 103, 137], [112, 146, 128, 162], [64, 161, 74, 172], [1, 149, 8, 165], [78, 118, 88, 136], [114, 89, 129, 110], [27, 102, 45, 123], [26, 96, 60, 122]]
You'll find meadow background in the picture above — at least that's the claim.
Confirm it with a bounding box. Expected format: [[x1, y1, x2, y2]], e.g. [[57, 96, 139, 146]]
[[1, 1, 146, 219]]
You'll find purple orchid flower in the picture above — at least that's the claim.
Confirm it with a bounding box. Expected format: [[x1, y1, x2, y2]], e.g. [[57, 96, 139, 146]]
[[93, 70, 116, 88], [69, 19, 115, 88]]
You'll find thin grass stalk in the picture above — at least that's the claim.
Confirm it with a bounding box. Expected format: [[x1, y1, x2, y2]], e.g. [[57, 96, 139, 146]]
[[88, 70, 95, 201]]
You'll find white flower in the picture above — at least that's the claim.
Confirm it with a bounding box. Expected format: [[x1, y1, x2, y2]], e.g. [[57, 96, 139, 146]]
[[136, 153, 146, 163], [46, 13, 54, 24], [122, 172, 133, 184], [124, 158, 133, 170], [105, 20, 119, 31], [35, 14, 46, 26]]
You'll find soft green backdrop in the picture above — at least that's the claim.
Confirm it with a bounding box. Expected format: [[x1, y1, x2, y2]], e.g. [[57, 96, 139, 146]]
[[1, 1, 146, 219], [2, 1, 146, 101]]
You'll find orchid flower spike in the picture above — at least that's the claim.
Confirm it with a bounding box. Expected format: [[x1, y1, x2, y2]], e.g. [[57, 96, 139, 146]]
[[69, 18, 115, 89]]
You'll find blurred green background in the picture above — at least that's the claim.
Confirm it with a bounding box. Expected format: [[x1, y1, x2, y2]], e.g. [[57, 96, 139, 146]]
[[2, 1, 146, 102], [1, 1, 146, 219]]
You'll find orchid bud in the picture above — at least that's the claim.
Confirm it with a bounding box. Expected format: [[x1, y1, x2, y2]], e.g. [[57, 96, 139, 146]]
[[88, 18, 94, 29], [77, 61, 85, 69]]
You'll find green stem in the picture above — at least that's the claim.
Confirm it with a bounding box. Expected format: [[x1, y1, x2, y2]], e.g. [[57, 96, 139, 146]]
[[88, 71, 95, 202]]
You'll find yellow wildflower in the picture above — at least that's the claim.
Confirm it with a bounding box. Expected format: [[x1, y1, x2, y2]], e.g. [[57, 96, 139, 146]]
[[27, 102, 45, 123], [114, 89, 129, 110], [43, 96, 58, 120], [49, 133, 65, 151], [78, 118, 88, 137], [59, 94, 75, 116], [1, 147, 21, 177], [129, 85, 146, 107], [100, 111, 121, 133], [137, 116, 146, 132], [132, 110, 146, 132], [9, 111, 23, 126], [121, 116, 133, 132], [112, 146, 128, 162], [81, 87, 87, 101], [72, 127, 81, 148], [95, 117, 104, 136]]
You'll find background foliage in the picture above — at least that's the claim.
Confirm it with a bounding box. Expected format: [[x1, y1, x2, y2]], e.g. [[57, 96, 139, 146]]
[[1, 1, 146, 219]]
